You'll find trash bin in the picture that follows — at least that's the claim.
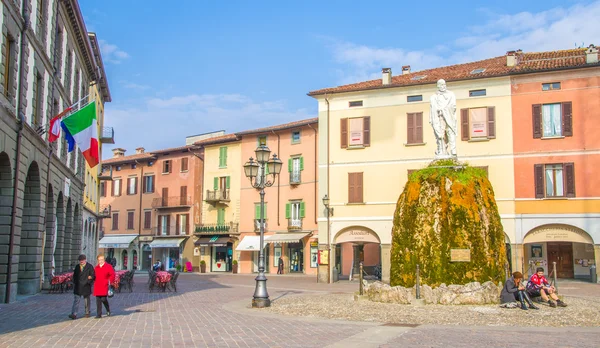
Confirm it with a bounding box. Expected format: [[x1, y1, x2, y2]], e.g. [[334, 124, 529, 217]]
[[591, 265, 598, 283], [332, 266, 339, 283]]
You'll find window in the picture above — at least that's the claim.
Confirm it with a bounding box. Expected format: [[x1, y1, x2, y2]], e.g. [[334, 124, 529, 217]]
[[217, 208, 225, 225], [127, 177, 138, 195], [470, 68, 486, 74], [64, 50, 72, 92], [36, 0, 49, 44], [116, 166, 122, 171], [533, 102, 572, 138], [143, 210, 151, 229], [542, 82, 561, 91], [162, 160, 171, 174], [54, 29, 63, 76], [460, 107, 496, 141], [349, 100, 363, 107], [143, 175, 155, 193], [535, 163, 575, 198], [407, 95, 423, 103], [100, 182, 106, 197], [348, 172, 364, 203], [176, 214, 189, 235], [180, 186, 188, 205], [219, 146, 228, 168], [406, 112, 424, 144], [159, 215, 170, 236], [112, 178, 122, 197], [257, 136, 267, 146], [32, 72, 43, 128], [254, 203, 268, 221], [161, 188, 169, 206], [288, 156, 303, 184], [286, 201, 304, 229], [469, 89, 487, 97], [181, 157, 189, 172], [291, 131, 301, 144], [3, 34, 16, 98], [127, 211, 134, 230], [340, 117, 370, 148], [213, 176, 230, 197], [131, 163, 137, 169], [111, 212, 119, 230]]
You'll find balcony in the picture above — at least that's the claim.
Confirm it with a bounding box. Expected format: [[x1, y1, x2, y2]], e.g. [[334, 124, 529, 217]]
[[288, 219, 303, 231], [254, 219, 267, 232], [98, 204, 111, 218], [205, 189, 230, 206], [151, 226, 189, 236], [195, 222, 239, 235], [290, 171, 301, 185], [98, 165, 113, 181], [151, 196, 192, 209], [100, 127, 115, 144]]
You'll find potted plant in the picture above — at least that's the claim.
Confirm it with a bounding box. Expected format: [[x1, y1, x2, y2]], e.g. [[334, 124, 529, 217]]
[[232, 260, 238, 274], [200, 260, 206, 273], [176, 264, 182, 272]]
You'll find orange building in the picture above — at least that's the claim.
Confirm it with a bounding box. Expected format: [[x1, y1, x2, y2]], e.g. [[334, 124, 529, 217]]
[[235, 119, 319, 275], [510, 46, 600, 281]]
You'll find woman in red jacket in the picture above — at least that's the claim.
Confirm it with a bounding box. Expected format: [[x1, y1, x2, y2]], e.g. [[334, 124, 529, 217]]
[[93, 254, 115, 318]]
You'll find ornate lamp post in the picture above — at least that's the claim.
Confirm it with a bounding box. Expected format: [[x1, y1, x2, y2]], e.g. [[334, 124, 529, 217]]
[[243, 145, 282, 308]]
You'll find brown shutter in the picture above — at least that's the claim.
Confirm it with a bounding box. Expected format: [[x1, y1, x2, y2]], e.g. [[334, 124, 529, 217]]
[[142, 176, 146, 194], [151, 175, 155, 193], [487, 107, 496, 139], [407, 113, 415, 144], [363, 117, 371, 146], [127, 178, 131, 194], [118, 179, 122, 196], [166, 215, 171, 236], [169, 160, 172, 173], [532, 104, 542, 139], [144, 211, 151, 229], [356, 172, 363, 203], [416, 112, 423, 143], [162, 188, 168, 206], [340, 118, 348, 148], [348, 173, 355, 203], [534, 164, 544, 198], [176, 214, 180, 236], [111, 181, 114, 196], [180, 186, 187, 205], [461, 109, 469, 141], [564, 162, 575, 197], [186, 214, 189, 235], [134, 177, 138, 194], [562, 102, 573, 137]]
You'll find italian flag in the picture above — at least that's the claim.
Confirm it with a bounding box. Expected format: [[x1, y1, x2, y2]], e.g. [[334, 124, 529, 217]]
[[60, 102, 99, 168]]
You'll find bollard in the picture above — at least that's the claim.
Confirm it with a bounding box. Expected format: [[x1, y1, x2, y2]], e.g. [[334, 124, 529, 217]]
[[553, 262, 558, 292], [359, 262, 364, 295], [416, 264, 421, 300]]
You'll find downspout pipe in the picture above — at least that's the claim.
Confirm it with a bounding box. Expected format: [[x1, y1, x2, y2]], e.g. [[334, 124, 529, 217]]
[[325, 95, 331, 283], [270, 130, 281, 226], [135, 160, 144, 271], [307, 123, 317, 225], [6, 2, 30, 303]]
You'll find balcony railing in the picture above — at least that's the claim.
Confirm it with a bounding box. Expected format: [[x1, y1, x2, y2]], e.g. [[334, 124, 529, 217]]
[[195, 222, 239, 234], [151, 226, 189, 236], [254, 219, 267, 232], [290, 171, 301, 185], [100, 127, 115, 144], [205, 189, 230, 206], [288, 219, 303, 231], [152, 196, 192, 209]]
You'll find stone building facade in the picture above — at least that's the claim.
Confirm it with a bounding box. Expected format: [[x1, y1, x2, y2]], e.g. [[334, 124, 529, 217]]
[[0, 0, 104, 303]]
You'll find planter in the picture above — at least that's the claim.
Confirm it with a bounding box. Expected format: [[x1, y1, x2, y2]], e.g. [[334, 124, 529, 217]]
[[232, 264, 238, 274], [200, 264, 206, 273]]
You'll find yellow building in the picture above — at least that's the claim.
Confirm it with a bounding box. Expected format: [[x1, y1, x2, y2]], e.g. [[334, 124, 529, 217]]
[[194, 134, 241, 272], [310, 61, 517, 283], [83, 33, 112, 262]]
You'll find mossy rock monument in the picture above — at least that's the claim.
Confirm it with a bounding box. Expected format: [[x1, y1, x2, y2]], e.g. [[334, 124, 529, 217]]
[[390, 158, 507, 287]]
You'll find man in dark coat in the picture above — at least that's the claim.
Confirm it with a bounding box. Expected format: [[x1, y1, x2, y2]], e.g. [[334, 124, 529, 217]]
[[68, 254, 95, 319]]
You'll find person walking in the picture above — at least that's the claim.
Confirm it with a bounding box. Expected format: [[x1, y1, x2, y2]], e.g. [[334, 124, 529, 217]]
[[68, 254, 95, 319], [93, 254, 115, 318], [277, 256, 284, 275]]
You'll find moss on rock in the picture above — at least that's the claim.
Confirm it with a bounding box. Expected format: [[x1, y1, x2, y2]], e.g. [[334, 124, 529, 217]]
[[390, 158, 507, 287]]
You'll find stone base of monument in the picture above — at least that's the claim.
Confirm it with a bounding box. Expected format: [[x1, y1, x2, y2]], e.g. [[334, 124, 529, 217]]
[[411, 298, 425, 306]]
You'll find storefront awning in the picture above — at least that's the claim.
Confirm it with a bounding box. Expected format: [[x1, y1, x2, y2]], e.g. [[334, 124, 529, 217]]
[[235, 235, 266, 251], [98, 235, 138, 249], [195, 236, 231, 247], [265, 232, 311, 244], [149, 237, 186, 248]]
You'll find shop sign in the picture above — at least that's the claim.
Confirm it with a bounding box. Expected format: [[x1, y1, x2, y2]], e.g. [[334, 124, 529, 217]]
[[139, 236, 153, 242], [524, 226, 593, 244], [335, 229, 379, 244], [318, 250, 329, 265], [310, 241, 318, 247], [450, 249, 471, 262]]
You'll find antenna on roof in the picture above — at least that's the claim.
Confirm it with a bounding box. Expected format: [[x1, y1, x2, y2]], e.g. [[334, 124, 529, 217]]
[[576, 42, 585, 48]]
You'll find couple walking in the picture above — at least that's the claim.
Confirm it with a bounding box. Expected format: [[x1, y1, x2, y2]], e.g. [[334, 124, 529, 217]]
[[68, 254, 115, 319]]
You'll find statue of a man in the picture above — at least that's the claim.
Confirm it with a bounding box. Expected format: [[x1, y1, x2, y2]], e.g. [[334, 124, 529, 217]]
[[429, 79, 457, 157]]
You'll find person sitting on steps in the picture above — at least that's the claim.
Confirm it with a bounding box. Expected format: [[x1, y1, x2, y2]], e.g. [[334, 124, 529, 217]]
[[500, 271, 539, 310], [527, 267, 567, 308]]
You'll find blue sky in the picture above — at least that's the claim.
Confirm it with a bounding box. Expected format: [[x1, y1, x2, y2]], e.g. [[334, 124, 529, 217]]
[[79, 0, 600, 158]]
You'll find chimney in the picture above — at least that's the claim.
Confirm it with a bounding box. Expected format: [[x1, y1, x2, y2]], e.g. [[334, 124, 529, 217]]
[[135, 147, 145, 154], [382, 68, 392, 85], [402, 65, 411, 75], [586, 44, 598, 64], [506, 50, 517, 67], [112, 148, 126, 158]]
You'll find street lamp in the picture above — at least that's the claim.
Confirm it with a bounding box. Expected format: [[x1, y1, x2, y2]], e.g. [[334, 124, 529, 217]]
[[243, 145, 282, 308], [322, 194, 334, 283]]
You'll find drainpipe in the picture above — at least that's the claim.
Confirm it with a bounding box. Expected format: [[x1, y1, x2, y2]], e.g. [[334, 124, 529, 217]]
[[135, 160, 144, 271], [307, 123, 317, 225], [325, 95, 331, 283], [188, 147, 204, 230], [6, 1, 30, 303], [270, 130, 281, 226]]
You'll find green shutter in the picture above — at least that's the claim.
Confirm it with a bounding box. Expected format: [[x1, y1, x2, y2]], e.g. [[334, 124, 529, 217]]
[[285, 203, 291, 219], [226, 176, 230, 189], [300, 157, 304, 171], [217, 208, 225, 225], [288, 158, 292, 172], [219, 147, 223, 167], [224, 147, 227, 166], [213, 177, 218, 190], [254, 204, 260, 219], [219, 147, 227, 167], [300, 202, 305, 218]]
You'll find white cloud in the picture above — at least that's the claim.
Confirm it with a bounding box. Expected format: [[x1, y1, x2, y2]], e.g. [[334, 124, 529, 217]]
[[120, 81, 150, 90], [99, 40, 130, 64], [327, 1, 600, 84]]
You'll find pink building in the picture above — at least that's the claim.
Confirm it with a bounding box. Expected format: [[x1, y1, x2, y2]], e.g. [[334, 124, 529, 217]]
[[236, 119, 319, 275]]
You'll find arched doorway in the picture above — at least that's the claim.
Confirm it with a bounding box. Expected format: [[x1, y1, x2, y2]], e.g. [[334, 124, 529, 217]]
[[0, 152, 13, 302], [43, 184, 55, 286], [524, 224, 595, 280], [18, 162, 42, 295], [142, 244, 151, 270], [333, 227, 381, 280]]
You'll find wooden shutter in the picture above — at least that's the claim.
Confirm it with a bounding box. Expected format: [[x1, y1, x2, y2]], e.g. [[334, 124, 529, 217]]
[[142, 176, 146, 194], [118, 179, 122, 196], [348, 173, 355, 203], [176, 214, 180, 235], [255, 204, 260, 220], [356, 172, 363, 203], [213, 177, 219, 190], [100, 182, 105, 197], [185, 214, 189, 234], [461, 109, 469, 141], [224, 147, 228, 166], [415, 112, 423, 144], [162, 188, 168, 206], [300, 157, 304, 171], [534, 164, 544, 198], [407, 113, 415, 144], [134, 177, 138, 194], [111, 180, 115, 196], [564, 162, 575, 197], [181, 157, 188, 171], [128, 211, 134, 229], [127, 178, 132, 195], [180, 186, 187, 205], [340, 118, 348, 148], [166, 215, 171, 235], [144, 211, 151, 229], [285, 203, 291, 219], [363, 116, 371, 147], [300, 201, 305, 218], [288, 158, 292, 172], [112, 213, 118, 230], [487, 107, 496, 139], [562, 102, 573, 137], [532, 104, 542, 139], [226, 176, 230, 189]]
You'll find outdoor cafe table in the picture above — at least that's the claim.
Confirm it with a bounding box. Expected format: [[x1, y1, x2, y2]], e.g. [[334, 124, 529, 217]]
[[113, 270, 128, 289], [51, 272, 73, 285], [155, 271, 172, 291]]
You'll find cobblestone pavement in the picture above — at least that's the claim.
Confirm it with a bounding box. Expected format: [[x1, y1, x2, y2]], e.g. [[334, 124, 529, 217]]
[[0, 273, 598, 347]]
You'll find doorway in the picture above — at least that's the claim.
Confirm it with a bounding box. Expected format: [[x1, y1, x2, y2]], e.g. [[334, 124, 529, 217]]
[[288, 243, 303, 273], [548, 243, 574, 278]]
